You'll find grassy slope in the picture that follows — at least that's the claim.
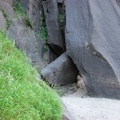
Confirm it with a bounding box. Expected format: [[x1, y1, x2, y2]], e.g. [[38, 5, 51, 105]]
[[0, 31, 62, 120]]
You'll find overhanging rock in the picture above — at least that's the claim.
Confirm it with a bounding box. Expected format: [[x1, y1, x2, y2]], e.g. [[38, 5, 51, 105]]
[[65, 0, 120, 99]]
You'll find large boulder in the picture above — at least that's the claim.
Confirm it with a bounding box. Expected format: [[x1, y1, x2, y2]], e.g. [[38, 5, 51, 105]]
[[65, 0, 120, 99], [41, 53, 79, 86], [7, 17, 47, 71]]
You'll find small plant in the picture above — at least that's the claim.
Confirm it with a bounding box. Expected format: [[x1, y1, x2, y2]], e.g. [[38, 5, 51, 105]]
[[2, 10, 12, 29], [40, 13, 47, 42], [43, 43, 48, 52], [35, 31, 40, 38], [41, 25, 47, 41], [59, 14, 65, 21], [24, 16, 33, 29], [14, 0, 25, 17]]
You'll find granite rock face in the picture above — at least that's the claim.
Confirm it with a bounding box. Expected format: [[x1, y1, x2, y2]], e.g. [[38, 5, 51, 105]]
[[19, 0, 29, 10], [7, 17, 47, 71], [65, 0, 120, 99], [19, 0, 43, 32], [0, 0, 47, 72], [27, 0, 43, 32], [0, 0, 14, 6], [0, 1, 14, 20], [42, 0, 65, 62], [41, 53, 79, 86]]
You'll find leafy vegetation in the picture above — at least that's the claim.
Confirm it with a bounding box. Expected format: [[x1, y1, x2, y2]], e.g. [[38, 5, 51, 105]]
[[38, 14, 48, 55], [59, 14, 65, 21], [0, 31, 62, 120], [40, 25, 47, 41], [39, 13, 47, 42]]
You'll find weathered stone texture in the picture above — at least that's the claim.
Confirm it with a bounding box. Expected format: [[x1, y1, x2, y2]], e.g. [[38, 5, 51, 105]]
[[42, 0, 64, 48], [65, 0, 120, 99], [7, 17, 47, 71], [41, 53, 79, 86], [27, 0, 43, 32], [0, 1, 14, 20], [0, 0, 14, 6]]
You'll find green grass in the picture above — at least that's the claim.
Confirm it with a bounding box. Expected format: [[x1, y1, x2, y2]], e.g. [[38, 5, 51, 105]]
[[0, 31, 62, 120], [40, 26, 47, 42]]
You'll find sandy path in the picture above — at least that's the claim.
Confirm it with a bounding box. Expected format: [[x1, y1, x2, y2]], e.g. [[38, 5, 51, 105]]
[[62, 95, 120, 120], [61, 81, 120, 120]]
